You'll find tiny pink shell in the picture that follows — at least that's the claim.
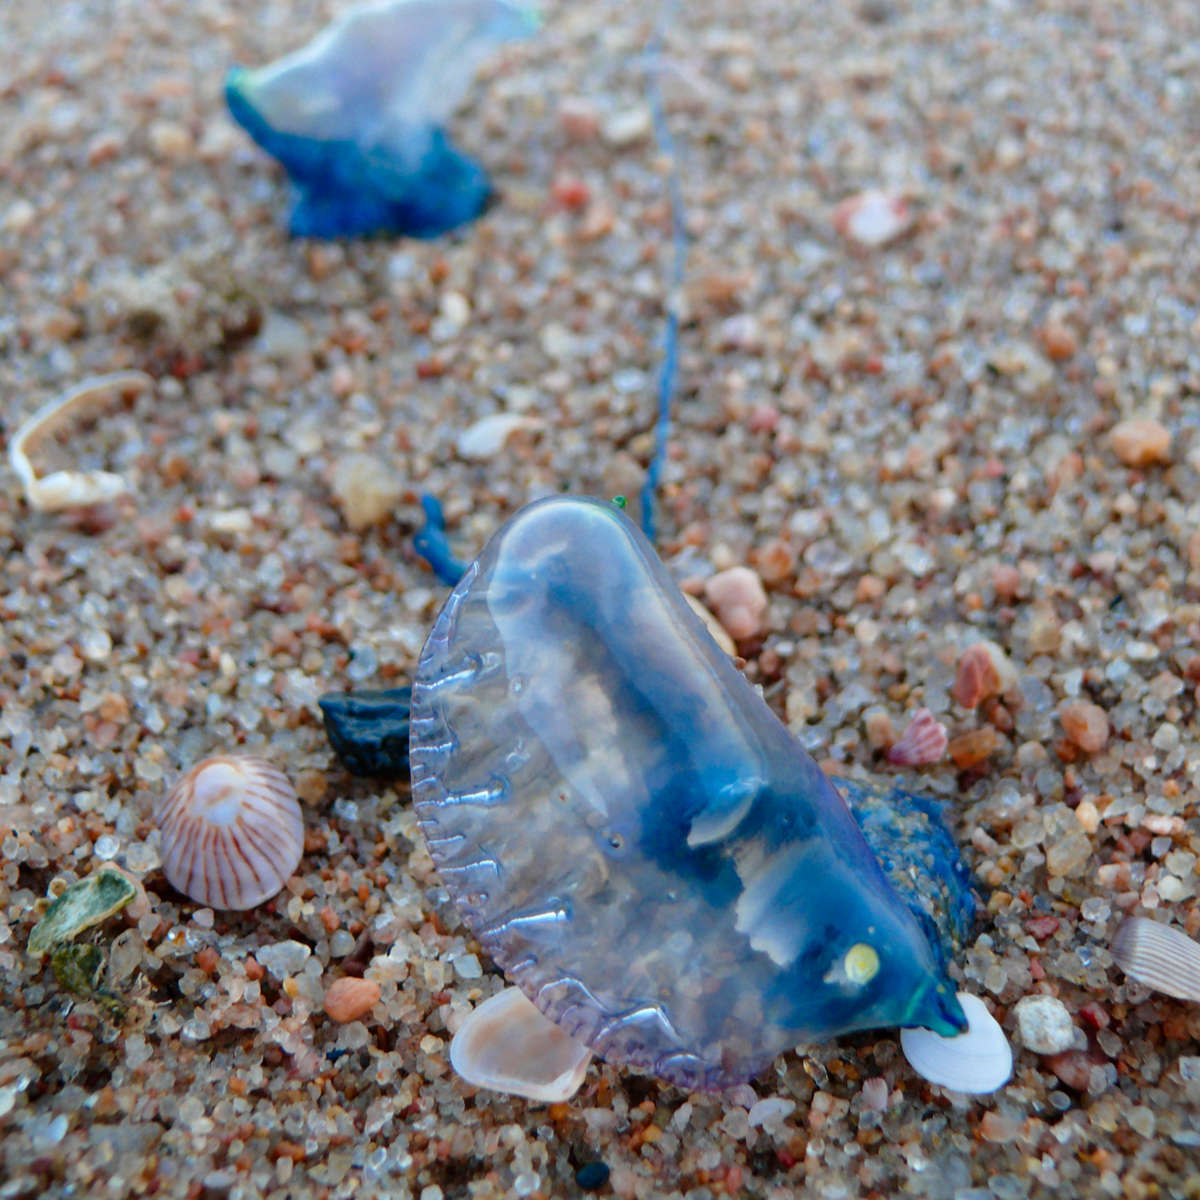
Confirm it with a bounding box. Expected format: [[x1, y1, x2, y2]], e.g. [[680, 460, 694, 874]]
[[887, 708, 948, 766], [156, 755, 303, 911]]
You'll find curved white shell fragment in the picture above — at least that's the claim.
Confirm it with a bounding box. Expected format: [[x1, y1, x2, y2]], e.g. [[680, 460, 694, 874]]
[[156, 755, 304, 911], [900, 992, 1012, 1094], [1112, 916, 1200, 1001], [450, 986, 593, 1103], [9, 371, 151, 512]]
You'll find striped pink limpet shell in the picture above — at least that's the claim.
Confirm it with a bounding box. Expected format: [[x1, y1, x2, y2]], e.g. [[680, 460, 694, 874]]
[[887, 708, 948, 767], [156, 755, 303, 911]]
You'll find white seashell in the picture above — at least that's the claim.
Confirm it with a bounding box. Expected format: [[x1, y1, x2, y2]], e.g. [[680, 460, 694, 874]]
[[1112, 916, 1200, 1001], [156, 755, 304, 911], [10, 371, 151, 512], [456, 414, 541, 462], [450, 985, 593, 1103], [900, 992, 1012, 1094], [887, 707, 947, 766]]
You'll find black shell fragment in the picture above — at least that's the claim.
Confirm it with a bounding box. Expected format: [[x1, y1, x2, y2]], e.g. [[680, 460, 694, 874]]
[[318, 687, 412, 776]]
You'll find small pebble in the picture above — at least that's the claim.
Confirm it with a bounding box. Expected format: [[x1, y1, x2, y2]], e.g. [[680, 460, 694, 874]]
[[1045, 1049, 1094, 1091], [1014, 995, 1076, 1054], [558, 96, 600, 141], [863, 707, 895, 752], [1058, 700, 1109, 753], [148, 119, 193, 160], [704, 566, 768, 640], [603, 106, 651, 146], [575, 1162, 610, 1191], [860, 1076, 889, 1112], [456, 414, 540, 461], [832, 189, 912, 247], [947, 726, 1000, 769], [1038, 321, 1078, 362], [952, 642, 1015, 708], [329, 453, 405, 531], [1110, 417, 1171, 467], [323, 976, 382, 1023]]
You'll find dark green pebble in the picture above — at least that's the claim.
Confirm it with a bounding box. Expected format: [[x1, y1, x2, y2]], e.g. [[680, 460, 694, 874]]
[[575, 1162, 610, 1190]]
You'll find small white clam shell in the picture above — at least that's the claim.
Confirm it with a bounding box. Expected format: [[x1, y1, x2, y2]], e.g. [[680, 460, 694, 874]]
[[1112, 916, 1200, 1001], [900, 992, 1012, 1094], [450, 986, 593, 1103], [156, 755, 304, 911]]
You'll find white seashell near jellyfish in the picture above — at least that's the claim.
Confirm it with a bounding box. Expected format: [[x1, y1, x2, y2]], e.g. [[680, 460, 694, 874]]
[[1112, 916, 1200, 1001], [156, 755, 304, 911], [450, 985, 594, 1102], [900, 992, 1012, 1094]]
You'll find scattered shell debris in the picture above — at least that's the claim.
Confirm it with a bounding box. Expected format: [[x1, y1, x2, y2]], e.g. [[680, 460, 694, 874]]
[[155, 755, 304, 910], [886, 707, 948, 766], [899, 993, 1013, 1095], [3, 0, 1200, 1193], [449, 986, 594, 1103], [1111, 917, 1200, 1002], [9, 371, 152, 511], [27, 868, 137, 956]]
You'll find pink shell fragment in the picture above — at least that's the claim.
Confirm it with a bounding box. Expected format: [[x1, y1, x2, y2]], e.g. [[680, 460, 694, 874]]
[[887, 708, 948, 766]]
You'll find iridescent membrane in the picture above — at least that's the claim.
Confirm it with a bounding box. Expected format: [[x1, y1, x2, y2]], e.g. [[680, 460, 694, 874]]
[[409, 496, 969, 1089]]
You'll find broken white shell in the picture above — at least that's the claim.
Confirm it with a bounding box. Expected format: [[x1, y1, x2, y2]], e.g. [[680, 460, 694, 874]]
[[10, 371, 151, 512], [900, 992, 1012, 1094], [450, 985, 593, 1103], [156, 755, 304, 911], [1112, 916, 1200, 1001]]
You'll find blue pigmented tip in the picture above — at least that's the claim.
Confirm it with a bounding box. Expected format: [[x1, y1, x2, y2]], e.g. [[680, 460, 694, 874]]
[[413, 494, 467, 587], [410, 495, 971, 1089]]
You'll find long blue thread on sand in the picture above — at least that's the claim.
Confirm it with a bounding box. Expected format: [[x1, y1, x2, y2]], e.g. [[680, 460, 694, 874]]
[[416, 2, 686, 576], [638, 0, 686, 545], [413, 494, 467, 586]]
